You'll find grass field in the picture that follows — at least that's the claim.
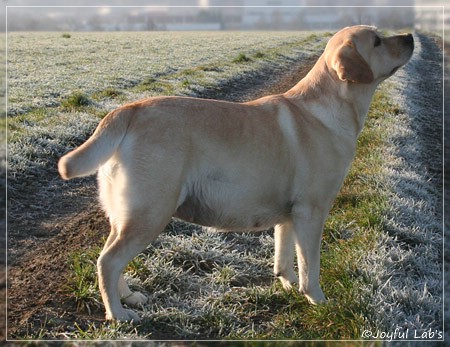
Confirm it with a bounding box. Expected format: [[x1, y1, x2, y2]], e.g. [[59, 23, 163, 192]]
[[7, 31, 328, 180], [7, 31, 322, 116], [6, 30, 443, 341]]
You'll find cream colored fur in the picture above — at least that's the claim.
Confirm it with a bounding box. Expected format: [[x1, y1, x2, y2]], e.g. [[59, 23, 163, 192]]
[[58, 26, 414, 322]]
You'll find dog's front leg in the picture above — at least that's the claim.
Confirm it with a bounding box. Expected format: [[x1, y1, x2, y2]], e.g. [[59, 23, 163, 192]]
[[292, 207, 328, 304], [274, 221, 298, 289]]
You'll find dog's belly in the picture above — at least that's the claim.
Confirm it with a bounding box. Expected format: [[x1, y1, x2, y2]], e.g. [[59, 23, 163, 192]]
[[174, 184, 292, 231], [174, 198, 290, 231]]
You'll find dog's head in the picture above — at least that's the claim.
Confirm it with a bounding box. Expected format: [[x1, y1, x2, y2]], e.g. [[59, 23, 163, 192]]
[[325, 25, 414, 84]]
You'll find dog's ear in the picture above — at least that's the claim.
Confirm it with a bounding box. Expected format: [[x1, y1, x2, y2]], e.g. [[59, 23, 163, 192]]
[[331, 41, 374, 84]]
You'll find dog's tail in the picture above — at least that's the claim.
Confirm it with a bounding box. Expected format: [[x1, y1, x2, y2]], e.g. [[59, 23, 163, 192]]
[[58, 108, 130, 180]]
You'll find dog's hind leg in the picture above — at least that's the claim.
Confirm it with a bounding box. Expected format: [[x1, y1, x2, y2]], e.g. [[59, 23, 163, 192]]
[[118, 275, 147, 307], [96, 220, 147, 312], [97, 212, 171, 322], [274, 221, 297, 290], [100, 221, 147, 307]]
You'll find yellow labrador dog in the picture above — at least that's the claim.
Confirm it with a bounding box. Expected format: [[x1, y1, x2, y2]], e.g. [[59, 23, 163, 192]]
[[59, 26, 414, 322]]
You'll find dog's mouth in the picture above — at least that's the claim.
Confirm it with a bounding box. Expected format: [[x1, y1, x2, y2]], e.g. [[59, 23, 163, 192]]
[[388, 66, 400, 76]]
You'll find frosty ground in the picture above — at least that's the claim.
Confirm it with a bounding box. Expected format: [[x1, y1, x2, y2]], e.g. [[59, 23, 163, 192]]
[[5, 30, 444, 341], [359, 32, 444, 339]]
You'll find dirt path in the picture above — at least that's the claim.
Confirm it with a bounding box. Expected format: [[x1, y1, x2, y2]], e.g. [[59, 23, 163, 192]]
[[5, 55, 318, 339]]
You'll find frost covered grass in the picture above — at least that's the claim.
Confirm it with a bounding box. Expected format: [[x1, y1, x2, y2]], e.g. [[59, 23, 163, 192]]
[[7, 31, 443, 341], [7, 31, 323, 115], [1, 33, 6, 171], [7, 31, 328, 181], [358, 33, 443, 338]]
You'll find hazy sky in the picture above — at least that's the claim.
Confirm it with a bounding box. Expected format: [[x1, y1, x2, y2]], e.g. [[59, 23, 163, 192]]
[[1, 0, 446, 33]]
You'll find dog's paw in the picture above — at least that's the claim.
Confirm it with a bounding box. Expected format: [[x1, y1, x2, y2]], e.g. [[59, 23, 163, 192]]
[[122, 291, 147, 307], [106, 308, 141, 323], [305, 290, 327, 305], [276, 270, 298, 290]]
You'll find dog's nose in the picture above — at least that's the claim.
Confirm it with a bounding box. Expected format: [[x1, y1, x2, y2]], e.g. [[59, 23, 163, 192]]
[[400, 33, 414, 50], [400, 33, 414, 48], [405, 33, 414, 44]]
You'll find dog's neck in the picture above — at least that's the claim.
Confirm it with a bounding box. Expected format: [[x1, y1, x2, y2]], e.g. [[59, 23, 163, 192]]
[[284, 55, 379, 138]]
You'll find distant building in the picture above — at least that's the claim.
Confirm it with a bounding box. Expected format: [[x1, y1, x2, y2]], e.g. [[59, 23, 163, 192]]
[[5, 0, 425, 32]]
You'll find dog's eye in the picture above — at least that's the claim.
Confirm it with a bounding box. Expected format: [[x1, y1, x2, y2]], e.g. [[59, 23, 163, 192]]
[[374, 36, 381, 47]]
